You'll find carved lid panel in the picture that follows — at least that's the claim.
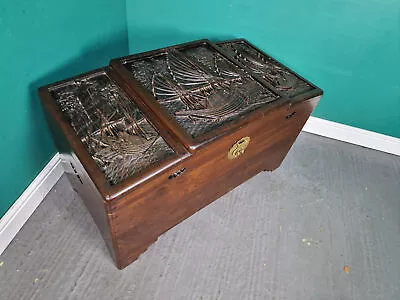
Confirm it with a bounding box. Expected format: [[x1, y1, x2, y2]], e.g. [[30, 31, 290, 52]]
[[217, 40, 315, 98], [120, 41, 281, 139], [49, 70, 175, 185]]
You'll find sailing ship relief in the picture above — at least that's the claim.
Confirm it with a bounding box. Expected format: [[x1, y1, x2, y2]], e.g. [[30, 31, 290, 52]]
[[124, 44, 280, 138], [217, 40, 313, 97], [50, 72, 174, 185]]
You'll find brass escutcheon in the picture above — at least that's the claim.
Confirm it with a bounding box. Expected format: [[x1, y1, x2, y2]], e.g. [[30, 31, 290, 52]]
[[227, 136, 251, 160]]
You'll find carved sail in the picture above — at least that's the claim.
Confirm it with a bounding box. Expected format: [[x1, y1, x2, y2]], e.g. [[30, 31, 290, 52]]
[[124, 44, 280, 138], [217, 40, 313, 97], [51, 73, 174, 185]]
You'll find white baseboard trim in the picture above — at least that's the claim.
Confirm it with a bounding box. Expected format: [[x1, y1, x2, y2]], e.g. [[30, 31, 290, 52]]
[[0, 153, 64, 255], [0, 117, 398, 256], [302, 116, 400, 156]]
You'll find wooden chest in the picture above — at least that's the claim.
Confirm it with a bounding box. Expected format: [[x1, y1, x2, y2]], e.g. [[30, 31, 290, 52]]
[[39, 39, 322, 269]]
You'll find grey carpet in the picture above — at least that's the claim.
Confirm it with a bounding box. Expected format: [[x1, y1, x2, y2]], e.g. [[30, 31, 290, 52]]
[[1, 132, 399, 300]]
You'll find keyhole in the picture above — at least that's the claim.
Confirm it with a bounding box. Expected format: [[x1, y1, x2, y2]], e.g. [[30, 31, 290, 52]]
[[286, 111, 296, 119], [168, 168, 186, 180]]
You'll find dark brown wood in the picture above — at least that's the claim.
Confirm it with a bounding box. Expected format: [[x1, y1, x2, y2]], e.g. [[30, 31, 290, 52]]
[[39, 39, 322, 269], [39, 67, 189, 200], [110, 39, 299, 151], [216, 39, 323, 101], [41, 100, 118, 260], [106, 96, 320, 268]]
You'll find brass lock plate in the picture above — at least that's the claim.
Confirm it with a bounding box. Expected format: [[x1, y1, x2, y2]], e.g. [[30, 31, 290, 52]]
[[227, 136, 251, 160]]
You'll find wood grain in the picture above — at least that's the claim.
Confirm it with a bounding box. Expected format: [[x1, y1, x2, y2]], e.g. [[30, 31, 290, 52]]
[[106, 97, 319, 268]]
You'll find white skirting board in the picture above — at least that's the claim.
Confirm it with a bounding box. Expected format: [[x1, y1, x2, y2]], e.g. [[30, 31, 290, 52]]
[[303, 117, 400, 157], [0, 117, 399, 256], [0, 153, 64, 255]]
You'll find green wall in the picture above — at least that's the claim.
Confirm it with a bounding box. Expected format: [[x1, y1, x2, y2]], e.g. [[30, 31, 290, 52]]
[[1, 0, 399, 218], [126, 0, 400, 137], [0, 0, 128, 217]]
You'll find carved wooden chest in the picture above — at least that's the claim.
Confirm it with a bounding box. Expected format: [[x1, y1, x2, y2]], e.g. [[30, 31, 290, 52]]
[[39, 39, 322, 269]]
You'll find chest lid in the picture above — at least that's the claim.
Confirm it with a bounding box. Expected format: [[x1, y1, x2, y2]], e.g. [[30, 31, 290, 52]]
[[216, 39, 323, 100], [39, 39, 322, 199], [39, 68, 188, 199], [110, 39, 287, 151]]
